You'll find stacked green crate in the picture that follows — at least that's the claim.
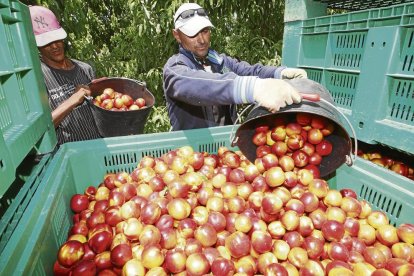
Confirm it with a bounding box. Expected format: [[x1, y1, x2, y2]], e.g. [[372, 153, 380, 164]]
[[283, 0, 414, 154], [314, 0, 408, 10], [0, 0, 56, 193], [0, 0, 57, 263]]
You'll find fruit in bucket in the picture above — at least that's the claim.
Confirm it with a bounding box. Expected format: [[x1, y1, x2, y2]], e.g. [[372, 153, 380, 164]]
[[92, 87, 147, 111], [252, 112, 336, 178]]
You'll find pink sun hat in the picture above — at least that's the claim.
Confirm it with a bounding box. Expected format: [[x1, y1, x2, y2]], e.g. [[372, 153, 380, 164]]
[[29, 6, 67, 47]]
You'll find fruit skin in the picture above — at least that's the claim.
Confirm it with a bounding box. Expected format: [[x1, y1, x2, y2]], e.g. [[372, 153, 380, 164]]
[[110, 243, 133, 268], [57, 240, 85, 268], [211, 258, 236, 276], [225, 231, 251, 259], [70, 194, 90, 213], [185, 252, 210, 276], [315, 140, 332, 156], [135, 97, 146, 108], [321, 220, 345, 242], [397, 223, 414, 244]]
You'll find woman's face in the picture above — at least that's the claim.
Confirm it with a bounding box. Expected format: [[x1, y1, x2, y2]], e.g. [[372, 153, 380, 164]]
[[173, 28, 211, 59]]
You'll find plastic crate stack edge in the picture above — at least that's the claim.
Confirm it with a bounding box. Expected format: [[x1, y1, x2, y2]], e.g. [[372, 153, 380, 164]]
[[283, 1, 414, 155], [314, 0, 412, 11], [0, 2, 57, 196]]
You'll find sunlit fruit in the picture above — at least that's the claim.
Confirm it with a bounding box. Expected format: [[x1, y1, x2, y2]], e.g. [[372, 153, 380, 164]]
[[110, 243, 132, 268], [141, 245, 165, 269], [70, 194, 90, 214], [57, 240, 85, 268], [225, 231, 251, 259], [321, 220, 345, 242], [397, 223, 414, 244], [185, 252, 210, 276]]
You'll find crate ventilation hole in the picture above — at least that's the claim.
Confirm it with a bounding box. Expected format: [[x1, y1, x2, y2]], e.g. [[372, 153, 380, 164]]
[[199, 141, 226, 154], [359, 183, 402, 226], [390, 80, 413, 123], [141, 148, 173, 159], [53, 200, 71, 246], [329, 73, 356, 108], [104, 152, 139, 173], [333, 33, 365, 69], [307, 69, 322, 84], [318, 0, 408, 11], [402, 29, 413, 73], [0, 81, 12, 130]]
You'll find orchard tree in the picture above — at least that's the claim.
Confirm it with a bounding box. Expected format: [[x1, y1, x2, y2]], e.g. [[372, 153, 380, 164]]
[[21, 0, 286, 133]]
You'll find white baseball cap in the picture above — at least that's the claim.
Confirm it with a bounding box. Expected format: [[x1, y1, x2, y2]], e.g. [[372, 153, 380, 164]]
[[29, 6, 67, 47], [174, 3, 214, 37]]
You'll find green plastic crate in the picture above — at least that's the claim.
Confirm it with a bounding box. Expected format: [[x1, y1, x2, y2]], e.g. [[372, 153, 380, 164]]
[[0, 125, 413, 275], [0, 0, 57, 197], [283, 1, 414, 154], [314, 0, 411, 11]]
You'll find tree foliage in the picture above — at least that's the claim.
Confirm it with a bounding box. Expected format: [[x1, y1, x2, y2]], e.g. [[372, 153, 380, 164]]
[[22, 0, 286, 133]]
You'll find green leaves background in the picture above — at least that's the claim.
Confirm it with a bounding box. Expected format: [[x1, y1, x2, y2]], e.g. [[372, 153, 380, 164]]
[[23, 0, 286, 132]]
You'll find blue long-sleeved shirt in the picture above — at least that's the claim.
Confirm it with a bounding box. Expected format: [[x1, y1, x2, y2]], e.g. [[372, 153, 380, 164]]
[[163, 46, 285, 131]]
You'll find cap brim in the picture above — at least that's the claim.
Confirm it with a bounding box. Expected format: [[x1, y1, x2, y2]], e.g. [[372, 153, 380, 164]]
[[177, 16, 213, 37], [35, 28, 67, 47]]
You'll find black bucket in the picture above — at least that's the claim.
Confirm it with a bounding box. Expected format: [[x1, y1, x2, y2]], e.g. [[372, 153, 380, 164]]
[[87, 77, 155, 137], [232, 79, 355, 178]]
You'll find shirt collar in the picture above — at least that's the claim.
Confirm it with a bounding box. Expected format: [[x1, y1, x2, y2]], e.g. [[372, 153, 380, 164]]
[[179, 45, 223, 66]]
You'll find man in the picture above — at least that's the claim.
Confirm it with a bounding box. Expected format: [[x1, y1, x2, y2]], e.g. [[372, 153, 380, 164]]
[[163, 3, 307, 131], [29, 5, 101, 145]]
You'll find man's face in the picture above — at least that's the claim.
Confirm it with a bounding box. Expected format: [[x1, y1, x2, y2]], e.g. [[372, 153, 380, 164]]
[[38, 40, 65, 64], [173, 28, 211, 59]]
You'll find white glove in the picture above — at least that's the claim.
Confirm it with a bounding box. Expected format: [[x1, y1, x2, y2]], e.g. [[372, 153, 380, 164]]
[[281, 68, 308, 79], [253, 79, 302, 112]]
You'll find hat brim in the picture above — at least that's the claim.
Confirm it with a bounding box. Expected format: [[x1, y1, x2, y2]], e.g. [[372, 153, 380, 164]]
[[35, 27, 67, 47], [177, 16, 213, 37]]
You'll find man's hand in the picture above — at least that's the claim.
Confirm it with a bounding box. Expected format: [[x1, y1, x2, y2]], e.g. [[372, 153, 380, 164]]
[[281, 68, 308, 79], [253, 79, 302, 112]]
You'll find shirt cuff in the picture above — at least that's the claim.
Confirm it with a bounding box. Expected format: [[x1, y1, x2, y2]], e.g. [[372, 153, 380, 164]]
[[233, 76, 257, 104], [274, 66, 287, 79]]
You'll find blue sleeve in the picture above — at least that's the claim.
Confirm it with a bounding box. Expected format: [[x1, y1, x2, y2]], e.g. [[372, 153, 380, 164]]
[[163, 55, 257, 106], [222, 55, 286, 79]]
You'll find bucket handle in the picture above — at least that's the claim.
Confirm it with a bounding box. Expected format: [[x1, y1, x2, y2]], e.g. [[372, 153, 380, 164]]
[[230, 103, 254, 147], [84, 95, 93, 101], [230, 94, 357, 167]]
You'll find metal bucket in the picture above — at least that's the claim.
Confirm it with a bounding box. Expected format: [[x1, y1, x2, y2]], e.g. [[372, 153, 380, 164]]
[[232, 78, 355, 177], [87, 77, 155, 137]]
